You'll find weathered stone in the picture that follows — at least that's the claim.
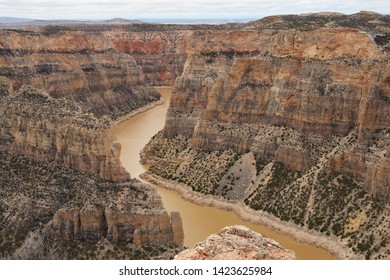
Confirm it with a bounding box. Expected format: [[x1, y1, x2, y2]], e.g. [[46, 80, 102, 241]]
[[143, 13, 390, 260], [170, 211, 184, 247], [44, 183, 183, 247], [0, 29, 162, 181], [174, 225, 295, 260], [163, 26, 390, 200], [107, 30, 192, 86]]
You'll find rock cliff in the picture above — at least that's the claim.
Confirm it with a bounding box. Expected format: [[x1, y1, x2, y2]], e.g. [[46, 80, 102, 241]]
[[0, 27, 183, 259], [107, 30, 192, 86], [0, 29, 160, 119], [38, 24, 230, 87], [0, 151, 183, 259], [0, 29, 163, 180], [45, 187, 184, 248], [0, 86, 129, 181], [142, 13, 390, 259], [174, 225, 295, 260]]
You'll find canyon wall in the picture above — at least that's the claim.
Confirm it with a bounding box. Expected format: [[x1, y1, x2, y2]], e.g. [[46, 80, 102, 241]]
[[0, 29, 163, 181], [0, 29, 160, 119], [164, 27, 389, 200], [38, 24, 228, 87], [0, 28, 184, 258], [0, 151, 183, 259], [143, 13, 390, 259], [107, 30, 192, 86], [0, 86, 130, 181]]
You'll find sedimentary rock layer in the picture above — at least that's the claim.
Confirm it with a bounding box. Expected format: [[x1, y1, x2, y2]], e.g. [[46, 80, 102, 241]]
[[164, 26, 390, 200], [0, 151, 183, 258], [0, 29, 160, 119], [107, 30, 192, 86], [0, 24, 190, 259], [143, 13, 390, 259], [0, 29, 162, 180], [0, 86, 130, 181]]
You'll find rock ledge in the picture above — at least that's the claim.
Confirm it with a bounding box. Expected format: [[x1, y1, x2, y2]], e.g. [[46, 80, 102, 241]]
[[174, 225, 295, 260]]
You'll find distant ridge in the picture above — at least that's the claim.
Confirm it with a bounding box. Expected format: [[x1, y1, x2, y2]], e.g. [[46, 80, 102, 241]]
[[0, 17, 34, 23], [0, 17, 145, 29]]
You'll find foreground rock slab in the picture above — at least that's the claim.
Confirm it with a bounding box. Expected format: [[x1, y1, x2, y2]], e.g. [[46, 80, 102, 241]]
[[174, 225, 295, 260]]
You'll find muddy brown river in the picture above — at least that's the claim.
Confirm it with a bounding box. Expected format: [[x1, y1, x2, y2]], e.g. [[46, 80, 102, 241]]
[[116, 87, 335, 260]]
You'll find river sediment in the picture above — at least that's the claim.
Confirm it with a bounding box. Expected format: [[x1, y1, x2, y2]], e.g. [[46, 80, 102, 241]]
[[141, 172, 356, 260], [116, 87, 347, 260]]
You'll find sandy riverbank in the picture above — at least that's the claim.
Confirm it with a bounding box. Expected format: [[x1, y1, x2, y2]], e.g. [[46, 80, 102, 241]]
[[140, 172, 361, 260], [113, 88, 168, 127]]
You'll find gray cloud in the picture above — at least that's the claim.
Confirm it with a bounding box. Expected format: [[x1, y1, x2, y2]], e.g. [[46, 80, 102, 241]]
[[0, 0, 388, 20]]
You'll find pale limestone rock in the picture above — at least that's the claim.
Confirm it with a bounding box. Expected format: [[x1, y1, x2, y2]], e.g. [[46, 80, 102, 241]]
[[175, 225, 295, 260]]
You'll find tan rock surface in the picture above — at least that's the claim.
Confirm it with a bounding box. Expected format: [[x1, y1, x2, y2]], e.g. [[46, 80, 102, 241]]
[[143, 13, 390, 259], [174, 225, 295, 260], [107, 30, 192, 86], [0, 29, 163, 181], [163, 26, 390, 200]]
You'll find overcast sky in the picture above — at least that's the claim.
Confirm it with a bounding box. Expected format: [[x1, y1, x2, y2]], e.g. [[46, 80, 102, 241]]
[[0, 0, 389, 21]]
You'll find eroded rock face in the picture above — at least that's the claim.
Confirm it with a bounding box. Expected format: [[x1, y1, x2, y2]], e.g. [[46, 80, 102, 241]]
[[45, 187, 184, 247], [164, 26, 390, 200], [0, 30, 160, 119], [174, 225, 295, 260], [107, 30, 192, 86], [0, 29, 163, 181], [0, 27, 184, 258], [0, 151, 183, 258], [143, 13, 390, 259], [0, 87, 129, 181]]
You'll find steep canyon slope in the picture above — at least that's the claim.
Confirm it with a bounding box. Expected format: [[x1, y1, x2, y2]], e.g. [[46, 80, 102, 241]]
[[0, 29, 183, 259], [0, 29, 163, 180], [142, 12, 390, 259], [39, 23, 235, 86]]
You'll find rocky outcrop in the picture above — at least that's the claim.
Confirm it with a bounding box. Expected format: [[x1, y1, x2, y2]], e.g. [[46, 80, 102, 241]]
[[45, 188, 184, 247], [170, 211, 184, 247], [174, 225, 295, 260], [0, 151, 183, 258], [0, 29, 160, 119], [36, 23, 229, 87], [0, 87, 129, 181], [0, 27, 185, 258], [107, 30, 192, 86], [163, 24, 390, 200]]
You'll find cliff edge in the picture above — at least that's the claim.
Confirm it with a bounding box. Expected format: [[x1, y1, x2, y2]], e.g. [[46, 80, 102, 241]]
[[175, 225, 295, 260]]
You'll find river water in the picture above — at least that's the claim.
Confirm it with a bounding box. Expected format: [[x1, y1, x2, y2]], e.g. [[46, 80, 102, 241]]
[[116, 87, 335, 260]]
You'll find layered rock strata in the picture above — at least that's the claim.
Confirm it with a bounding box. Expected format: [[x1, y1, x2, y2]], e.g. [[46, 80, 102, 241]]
[[0, 29, 162, 180], [0, 151, 183, 259], [163, 22, 389, 201], [0, 27, 183, 258], [174, 225, 295, 260], [107, 30, 192, 86], [142, 13, 390, 259], [39, 24, 231, 87], [45, 192, 184, 248], [0, 29, 160, 119], [0, 86, 129, 181]]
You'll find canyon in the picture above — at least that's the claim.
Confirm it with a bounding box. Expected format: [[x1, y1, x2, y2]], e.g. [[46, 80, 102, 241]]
[[141, 12, 390, 259], [0, 29, 183, 259], [0, 11, 389, 259]]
